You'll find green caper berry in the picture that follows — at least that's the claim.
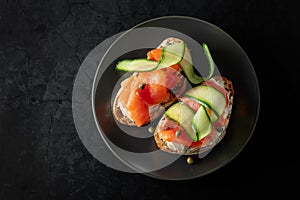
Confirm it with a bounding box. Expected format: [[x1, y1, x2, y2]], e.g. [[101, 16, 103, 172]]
[[139, 83, 146, 90], [148, 126, 155, 133], [216, 126, 223, 132], [175, 130, 181, 137], [186, 157, 194, 164]]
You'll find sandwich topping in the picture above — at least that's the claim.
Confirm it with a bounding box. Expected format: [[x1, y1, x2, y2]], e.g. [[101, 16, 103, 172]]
[[159, 77, 233, 153], [115, 46, 185, 127]]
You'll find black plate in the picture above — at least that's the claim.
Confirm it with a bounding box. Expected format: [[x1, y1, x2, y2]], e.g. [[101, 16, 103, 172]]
[[92, 16, 260, 180]]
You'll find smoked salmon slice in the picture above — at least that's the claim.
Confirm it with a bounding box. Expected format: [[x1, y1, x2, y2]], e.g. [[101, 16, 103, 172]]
[[127, 89, 150, 127]]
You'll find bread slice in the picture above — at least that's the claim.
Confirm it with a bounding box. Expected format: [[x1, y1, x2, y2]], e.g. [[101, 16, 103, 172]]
[[113, 37, 187, 126], [154, 76, 234, 155]]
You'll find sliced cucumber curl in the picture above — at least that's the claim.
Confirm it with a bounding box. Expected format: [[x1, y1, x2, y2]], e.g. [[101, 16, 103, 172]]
[[115, 42, 216, 84]]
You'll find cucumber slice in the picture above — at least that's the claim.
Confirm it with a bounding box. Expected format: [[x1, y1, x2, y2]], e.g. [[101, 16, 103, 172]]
[[179, 43, 215, 84], [156, 42, 185, 69], [116, 58, 158, 71], [185, 85, 226, 118], [192, 106, 212, 140], [116, 42, 185, 71], [205, 107, 218, 122], [165, 102, 198, 142], [179, 47, 204, 84], [115, 42, 215, 78], [202, 43, 215, 80]]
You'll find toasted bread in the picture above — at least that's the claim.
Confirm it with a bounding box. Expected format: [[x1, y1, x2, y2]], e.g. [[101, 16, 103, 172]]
[[154, 76, 234, 155], [113, 37, 187, 126]]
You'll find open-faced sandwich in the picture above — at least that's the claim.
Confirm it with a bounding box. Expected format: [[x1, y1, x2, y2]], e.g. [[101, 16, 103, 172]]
[[113, 38, 187, 127], [154, 76, 234, 155], [113, 37, 234, 156]]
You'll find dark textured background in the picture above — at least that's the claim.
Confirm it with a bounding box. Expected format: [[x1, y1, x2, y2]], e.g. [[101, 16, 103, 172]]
[[0, 0, 298, 199]]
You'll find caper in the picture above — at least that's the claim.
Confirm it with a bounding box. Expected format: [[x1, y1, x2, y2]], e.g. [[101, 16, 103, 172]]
[[148, 126, 155, 133], [186, 156, 194, 164], [216, 126, 223, 132], [175, 130, 181, 137], [139, 83, 146, 90]]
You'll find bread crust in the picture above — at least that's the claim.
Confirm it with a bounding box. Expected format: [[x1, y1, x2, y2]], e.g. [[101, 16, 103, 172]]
[[154, 76, 234, 155], [113, 37, 187, 126]]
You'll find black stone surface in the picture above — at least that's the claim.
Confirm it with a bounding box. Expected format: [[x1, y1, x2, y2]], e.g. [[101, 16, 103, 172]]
[[0, 0, 298, 199]]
